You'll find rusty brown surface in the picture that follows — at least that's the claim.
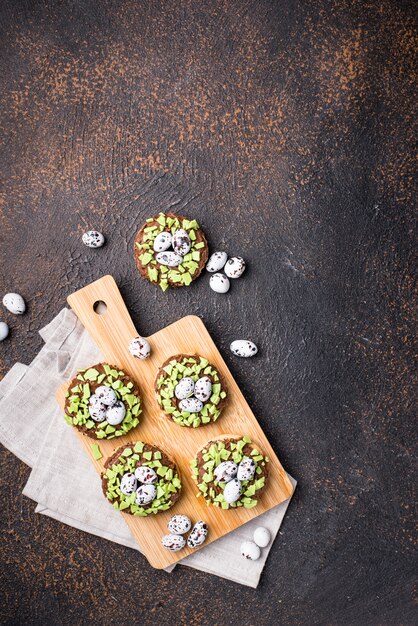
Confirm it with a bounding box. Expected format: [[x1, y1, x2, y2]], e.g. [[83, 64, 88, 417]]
[[0, 0, 416, 624]]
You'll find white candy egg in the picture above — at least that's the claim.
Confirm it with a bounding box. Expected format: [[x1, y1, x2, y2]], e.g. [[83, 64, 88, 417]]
[[194, 376, 212, 402], [161, 534, 186, 552], [253, 527, 271, 548], [224, 256, 246, 278], [120, 472, 137, 495], [209, 273, 230, 293], [3, 293, 26, 315], [0, 322, 9, 341], [237, 456, 256, 481], [240, 540, 261, 561], [172, 228, 191, 256], [153, 231, 172, 252], [178, 397, 203, 413], [95, 385, 118, 406], [167, 514, 192, 535], [223, 478, 242, 503], [156, 251, 183, 267], [134, 466, 158, 485], [187, 521, 208, 548], [135, 484, 156, 505], [214, 461, 238, 483], [206, 251, 228, 273], [230, 340, 258, 357], [105, 400, 126, 425], [128, 336, 151, 360], [82, 230, 105, 248], [174, 377, 195, 400], [88, 395, 107, 422]]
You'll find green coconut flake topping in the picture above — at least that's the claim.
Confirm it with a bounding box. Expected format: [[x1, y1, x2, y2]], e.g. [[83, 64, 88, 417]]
[[63, 365, 142, 439], [105, 445, 181, 516], [156, 356, 226, 427], [137, 213, 205, 290], [191, 437, 269, 509]]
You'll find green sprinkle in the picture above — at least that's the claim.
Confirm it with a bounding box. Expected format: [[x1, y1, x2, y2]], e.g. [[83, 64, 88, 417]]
[[83, 368, 100, 381]]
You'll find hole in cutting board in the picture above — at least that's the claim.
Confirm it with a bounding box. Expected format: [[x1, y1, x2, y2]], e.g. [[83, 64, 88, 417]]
[[93, 300, 107, 315]]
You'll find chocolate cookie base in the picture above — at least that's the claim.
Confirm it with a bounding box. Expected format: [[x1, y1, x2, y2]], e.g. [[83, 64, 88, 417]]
[[134, 212, 209, 288], [192, 436, 269, 509], [64, 363, 141, 440], [155, 353, 228, 426], [102, 442, 181, 515]]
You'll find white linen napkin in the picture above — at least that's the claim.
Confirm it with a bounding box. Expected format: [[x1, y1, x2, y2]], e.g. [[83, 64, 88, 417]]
[[0, 308, 296, 588]]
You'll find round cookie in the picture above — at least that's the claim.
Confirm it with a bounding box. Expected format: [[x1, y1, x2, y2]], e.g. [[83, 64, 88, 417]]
[[102, 442, 182, 516], [63, 363, 141, 440], [155, 354, 228, 427], [134, 212, 209, 290], [191, 436, 269, 509]]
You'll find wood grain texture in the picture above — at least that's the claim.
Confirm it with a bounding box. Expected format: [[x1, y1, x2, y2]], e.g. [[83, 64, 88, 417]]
[[0, 0, 416, 624], [56, 275, 293, 568]]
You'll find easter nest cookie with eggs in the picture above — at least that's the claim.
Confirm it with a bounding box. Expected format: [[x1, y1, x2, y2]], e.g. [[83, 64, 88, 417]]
[[191, 436, 270, 509], [102, 442, 182, 516], [155, 354, 228, 427], [63, 363, 142, 440], [134, 212, 208, 290]]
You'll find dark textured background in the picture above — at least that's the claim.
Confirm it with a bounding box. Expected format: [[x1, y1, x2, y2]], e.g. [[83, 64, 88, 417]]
[[0, 0, 416, 624]]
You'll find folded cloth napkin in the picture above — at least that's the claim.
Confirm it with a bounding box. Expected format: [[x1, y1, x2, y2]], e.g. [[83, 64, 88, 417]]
[[0, 308, 296, 588]]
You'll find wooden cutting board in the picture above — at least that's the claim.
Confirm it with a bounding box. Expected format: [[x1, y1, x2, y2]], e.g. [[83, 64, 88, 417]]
[[56, 275, 293, 569]]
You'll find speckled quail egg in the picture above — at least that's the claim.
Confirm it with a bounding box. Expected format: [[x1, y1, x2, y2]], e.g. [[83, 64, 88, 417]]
[[223, 478, 242, 503], [167, 514, 192, 535], [209, 273, 230, 294], [128, 336, 151, 360], [178, 397, 203, 413], [206, 251, 228, 273], [214, 461, 238, 483], [0, 322, 9, 341], [253, 527, 271, 548], [120, 472, 137, 495], [134, 466, 158, 485], [172, 228, 191, 256], [224, 256, 246, 278], [194, 376, 212, 402], [230, 340, 258, 357], [82, 230, 105, 248], [174, 377, 195, 400], [135, 484, 156, 506], [240, 540, 261, 561], [156, 251, 183, 267], [187, 521, 208, 548], [161, 534, 186, 552], [95, 385, 118, 406], [153, 231, 172, 252], [88, 395, 107, 422], [237, 456, 256, 481], [3, 293, 26, 315], [105, 400, 126, 425]]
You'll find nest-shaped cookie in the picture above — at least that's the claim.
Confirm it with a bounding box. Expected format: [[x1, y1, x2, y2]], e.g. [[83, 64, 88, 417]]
[[63, 363, 141, 439], [134, 212, 209, 290], [191, 436, 269, 509]]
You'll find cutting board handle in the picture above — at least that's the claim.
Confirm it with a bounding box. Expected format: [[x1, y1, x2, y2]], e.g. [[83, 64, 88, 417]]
[[67, 275, 139, 363]]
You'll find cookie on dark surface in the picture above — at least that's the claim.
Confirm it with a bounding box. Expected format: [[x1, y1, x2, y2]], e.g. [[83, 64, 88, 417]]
[[134, 212, 209, 290], [191, 436, 269, 509], [102, 442, 181, 516], [155, 354, 228, 427], [63, 363, 141, 439]]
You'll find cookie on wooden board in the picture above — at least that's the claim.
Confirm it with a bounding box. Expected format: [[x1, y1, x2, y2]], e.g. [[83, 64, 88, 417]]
[[63, 363, 141, 440], [102, 441, 181, 516], [155, 354, 228, 427], [191, 436, 269, 509], [134, 212, 209, 290]]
